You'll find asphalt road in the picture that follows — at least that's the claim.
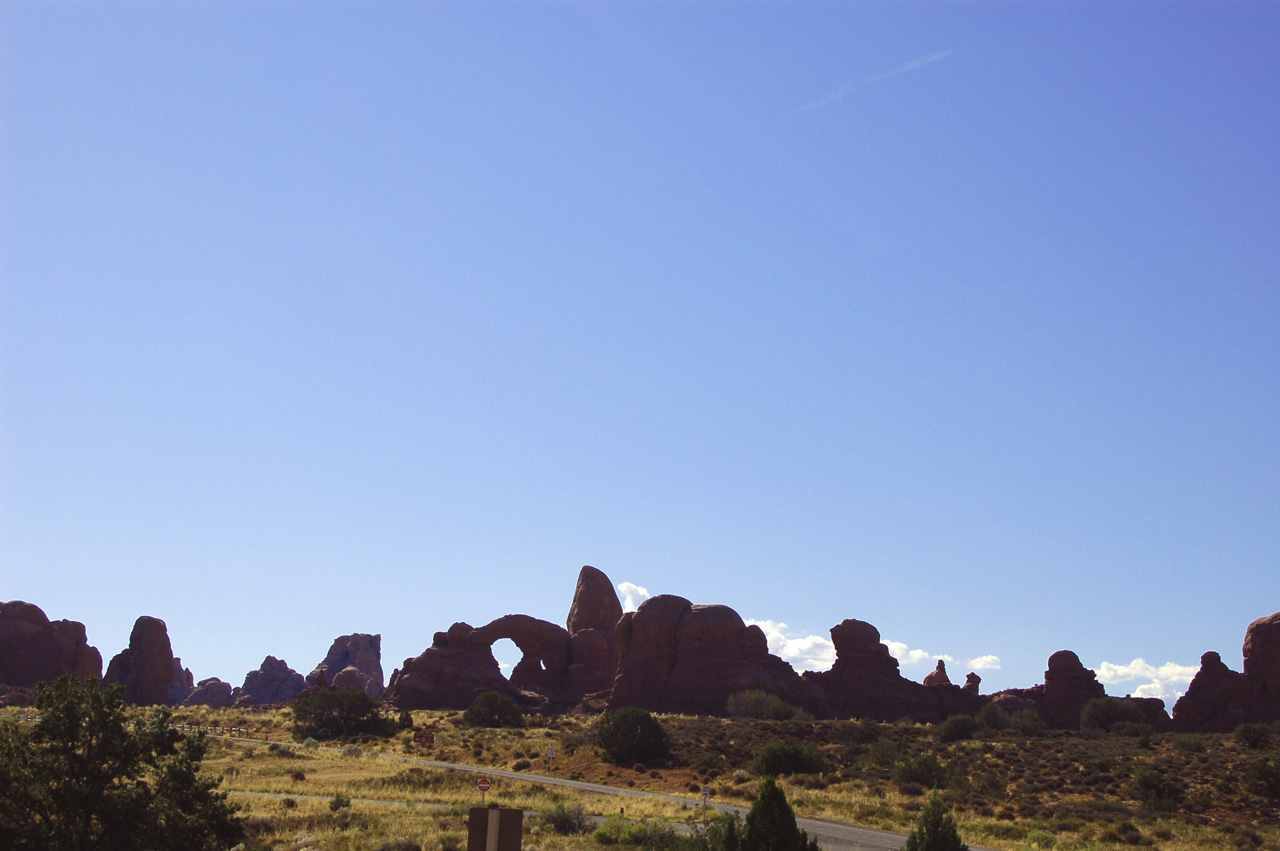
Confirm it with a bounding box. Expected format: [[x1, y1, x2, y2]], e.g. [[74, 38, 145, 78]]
[[229, 737, 993, 851]]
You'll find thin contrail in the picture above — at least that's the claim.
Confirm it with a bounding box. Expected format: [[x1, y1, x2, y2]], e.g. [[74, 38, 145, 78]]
[[792, 49, 954, 116]]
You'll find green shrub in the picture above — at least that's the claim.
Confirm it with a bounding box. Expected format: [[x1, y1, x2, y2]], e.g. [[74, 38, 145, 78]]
[[1025, 828, 1056, 849], [935, 715, 976, 743], [291, 688, 392, 741], [975, 703, 1008, 731], [463, 692, 523, 728], [1243, 758, 1280, 799], [592, 814, 680, 847], [329, 791, 351, 811], [0, 677, 245, 851], [893, 753, 949, 790], [751, 741, 828, 776], [1236, 723, 1273, 750], [1129, 767, 1185, 811], [1009, 709, 1047, 736], [1080, 698, 1144, 733], [597, 707, 669, 765], [842, 718, 883, 744], [1172, 733, 1206, 753], [540, 802, 591, 835], [742, 776, 821, 851], [903, 792, 969, 851], [725, 690, 800, 721]]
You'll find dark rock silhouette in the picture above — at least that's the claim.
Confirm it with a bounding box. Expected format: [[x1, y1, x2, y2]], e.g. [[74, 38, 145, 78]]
[[923, 659, 951, 687], [308, 634, 384, 700], [183, 677, 233, 708], [385, 622, 520, 710], [169, 658, 195, 705], [566, 565, 624, 698], [1173, 612, 1280, 732], [803, 619, 979, 722], [963, 672, 981, 695], [239, 656, 307, 705], [567, 565, 623, 635], [0, 601, 102, 687], [104, 616, 177, 706], [607, 595, 811, 715]]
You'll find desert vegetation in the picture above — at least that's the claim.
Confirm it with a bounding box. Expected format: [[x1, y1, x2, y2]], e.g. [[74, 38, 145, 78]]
[[4, 697, 1280, 850]]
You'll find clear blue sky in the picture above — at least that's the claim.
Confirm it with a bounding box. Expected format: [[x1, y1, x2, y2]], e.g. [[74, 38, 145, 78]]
[[2, 2, 1277, 707]]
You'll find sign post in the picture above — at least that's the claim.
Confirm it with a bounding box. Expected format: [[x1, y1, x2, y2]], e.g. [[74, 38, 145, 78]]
[[547, 746, 555, 770], [477, 776, 491, 806]]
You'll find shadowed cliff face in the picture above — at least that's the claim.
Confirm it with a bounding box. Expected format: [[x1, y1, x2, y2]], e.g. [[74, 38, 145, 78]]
[[0, 601, 103, 688], [104, 616, 176, 706], [1174, 612, 1280, 732]]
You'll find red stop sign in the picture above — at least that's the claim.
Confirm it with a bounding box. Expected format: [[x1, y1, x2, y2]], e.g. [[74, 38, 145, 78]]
[[477, 778, 492, 793]]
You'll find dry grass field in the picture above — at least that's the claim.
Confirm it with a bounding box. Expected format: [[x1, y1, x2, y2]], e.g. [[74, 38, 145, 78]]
[[12, 703, 1278, 851]]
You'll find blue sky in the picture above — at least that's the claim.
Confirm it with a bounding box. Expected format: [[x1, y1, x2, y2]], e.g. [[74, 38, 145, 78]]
[[2, 2, 1277, 708]]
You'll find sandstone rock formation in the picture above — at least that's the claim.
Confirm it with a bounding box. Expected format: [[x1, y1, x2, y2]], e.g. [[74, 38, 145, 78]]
[[385, 622, 521, 710], [1173, 612, 1280, 732], [964, 672, 981, 695], [104, 616, 177, 706], [239, 656, 307, 705], [169, 658, 195, 705], [0, 601, 102, 687], [567, 565, 623, 635], [1041, 650, 1107, 728], [309, 634, 384, 699], [183, 677, 233, 708], [607, 596, 812, 716], [803, 619, 979, 722], [473, 615, 573, 699], [923, 659, 951, 687]]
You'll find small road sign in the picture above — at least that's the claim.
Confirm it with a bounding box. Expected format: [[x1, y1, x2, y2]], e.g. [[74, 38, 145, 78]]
[[477, 777, 492, 793]]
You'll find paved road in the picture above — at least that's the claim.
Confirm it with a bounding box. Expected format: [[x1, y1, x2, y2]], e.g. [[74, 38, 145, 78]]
[[228, 737, 992, 851]]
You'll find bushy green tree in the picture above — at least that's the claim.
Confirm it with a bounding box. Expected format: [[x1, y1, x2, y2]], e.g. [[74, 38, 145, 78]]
[[1080, 697, 1143, 733], [290, 687, 390, 741], [904, 793, 969, 851], [462, 691, 524, 728], [750, 741, 828, 776], [742, 776, 820, 851], [596, 707, 669, 764], [0, 676, 244, 851]]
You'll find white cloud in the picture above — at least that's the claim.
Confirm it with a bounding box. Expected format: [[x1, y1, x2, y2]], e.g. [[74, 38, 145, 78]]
[[885, 640, 952, 667], [968, 655, 1002, 671], [616, 582, 651, 613], [1095, 658, 1198, 704], [745, 619, 837, 672]]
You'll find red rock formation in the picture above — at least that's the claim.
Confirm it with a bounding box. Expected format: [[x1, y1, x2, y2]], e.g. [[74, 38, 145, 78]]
[[240, 656, 307, 705], [309, 634, 384, 699], [183, 677, 233, 708], [607, 596, 812, 715], [803, 619, 980, 722], [1041, 650, 1106, 729], [963, 672, 981, 695], [0, 601, 102, 686], [473, 615, 572, 698], [1173, 612, 1280, 731], [923, 660, 951, 687], [385, 622, 521, 710], [104, 616, 177, 706], [567, 565, 623, 635], [169, 658, 195, 705]]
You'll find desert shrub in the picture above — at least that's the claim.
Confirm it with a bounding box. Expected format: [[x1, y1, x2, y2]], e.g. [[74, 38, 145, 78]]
[[463, 692, 523, 728], [1129, 767, 1185, 811], [1236, 723, 1273, 750], [291, 688, 392, 741], [692, 813, 744, 851], [842, 718, 883, 744], [592, 814, 680, 847], [903, 792, 969, 851], [976, 703, 1008, 731], [751, 741, 828, 776], [1080, 698, 1145, 733], [1172, 733, 1206, 753], [376, 842, 421, 851], [597, 707, 669, 765], [540, 802, 591, 835], [512, 759, 532, 771], [726, 690, 800, 721], [0, 677, 245, 851], [1243, 758, 1280, 799], [742, 775, 821, 851], [329, 791, 351, 811], [1112, 720, 1152, 739], [935, 715, 976, 743], [1009, 709, 1047, 736], [1025, 828, 1056, 849], [893, 753, 949, 790], [343, 744, 365, 758], [971, 771, 1005, 796]]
